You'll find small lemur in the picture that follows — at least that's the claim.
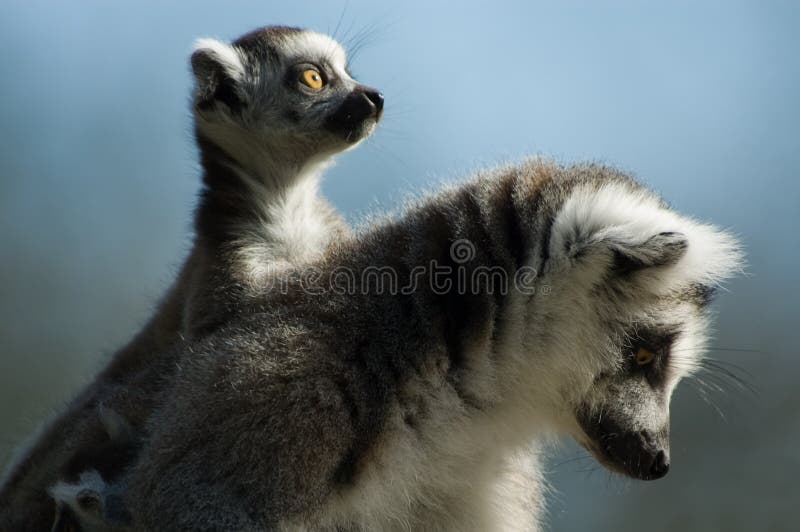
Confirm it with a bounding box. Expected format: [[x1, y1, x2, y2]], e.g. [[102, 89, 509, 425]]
[[0, 26, 383, 531], [124, 160, 741, 530]]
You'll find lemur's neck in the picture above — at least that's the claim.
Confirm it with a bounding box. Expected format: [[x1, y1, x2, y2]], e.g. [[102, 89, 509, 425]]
[[194, 130, 331, 248]]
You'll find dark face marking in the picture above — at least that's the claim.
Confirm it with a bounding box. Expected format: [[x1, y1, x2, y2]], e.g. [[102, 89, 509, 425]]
[[624, 329, 679, 390], [577, 406, 670, 480], [574, 326, 679, 480], [324, 85, 384, 142], [285, 62, 336, 94]]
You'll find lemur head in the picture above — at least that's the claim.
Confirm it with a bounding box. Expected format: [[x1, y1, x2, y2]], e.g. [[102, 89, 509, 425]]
[[511, 175, 742, 481], [190, 26, 383, 175]]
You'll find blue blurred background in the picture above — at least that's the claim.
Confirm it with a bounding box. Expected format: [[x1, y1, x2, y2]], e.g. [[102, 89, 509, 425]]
[[1, 1, 797, 530]]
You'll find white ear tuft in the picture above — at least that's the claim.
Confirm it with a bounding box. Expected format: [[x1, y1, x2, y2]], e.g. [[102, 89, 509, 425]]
[[192, 37, 245, 81], [551, 181, 744, 288]]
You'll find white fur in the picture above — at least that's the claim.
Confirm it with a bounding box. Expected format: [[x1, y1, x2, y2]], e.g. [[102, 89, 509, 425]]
[[49, 469, 111, 532], [193, 37, 245, 80], [279, 31, 349, 78], [229, 163, 334, 286], [550, 182, 743, 288]]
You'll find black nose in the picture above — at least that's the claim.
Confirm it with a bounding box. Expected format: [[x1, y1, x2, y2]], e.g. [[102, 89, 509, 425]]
[[362, 88, 384, 118], [325, 85, 384, 140], [647, 450, 670, 479]]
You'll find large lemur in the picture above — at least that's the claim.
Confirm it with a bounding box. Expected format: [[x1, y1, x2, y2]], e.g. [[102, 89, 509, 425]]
[[0, 26, 383, 530], [124, 161, 741, 531]]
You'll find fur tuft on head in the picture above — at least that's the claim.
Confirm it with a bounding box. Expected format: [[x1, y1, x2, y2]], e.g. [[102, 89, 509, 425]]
[[549, 181, 743, 292], [192, 37, 246, 80], [190, 38, 248, 113]]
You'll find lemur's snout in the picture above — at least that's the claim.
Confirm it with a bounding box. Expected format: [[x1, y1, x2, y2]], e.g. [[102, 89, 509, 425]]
[[325, 84, 384, 141], [350, 85, 384, 121], [647, 449, 670, 479], [598, 427, 670, 480], [578, 409, 671, 481], [362, 88, 384, 118]]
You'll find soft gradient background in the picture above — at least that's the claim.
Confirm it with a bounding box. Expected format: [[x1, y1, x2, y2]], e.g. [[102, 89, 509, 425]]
[[1, 1, 797, 530]]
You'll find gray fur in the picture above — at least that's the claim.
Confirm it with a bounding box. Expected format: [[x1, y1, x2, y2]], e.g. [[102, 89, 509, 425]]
[[0, 26, 381, 531], [124, 160, 741, 530]]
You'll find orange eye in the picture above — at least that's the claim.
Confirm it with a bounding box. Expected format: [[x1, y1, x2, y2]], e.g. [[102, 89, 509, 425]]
[[300, 68, 324, 89], [636, 347, 656, 366]]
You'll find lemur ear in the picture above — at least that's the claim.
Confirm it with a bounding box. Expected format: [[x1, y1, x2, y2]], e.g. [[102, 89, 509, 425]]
[[607, 231, 689, 274], [551, 181, 741, 286], [555, 224, 688, 275], [191, 38, 246, 112]]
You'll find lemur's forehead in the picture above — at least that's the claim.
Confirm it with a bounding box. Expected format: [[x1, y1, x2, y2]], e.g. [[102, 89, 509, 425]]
[[624, 294, 703, 335], [280, 30, 347, 69], [231, 26, 348, 71]]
